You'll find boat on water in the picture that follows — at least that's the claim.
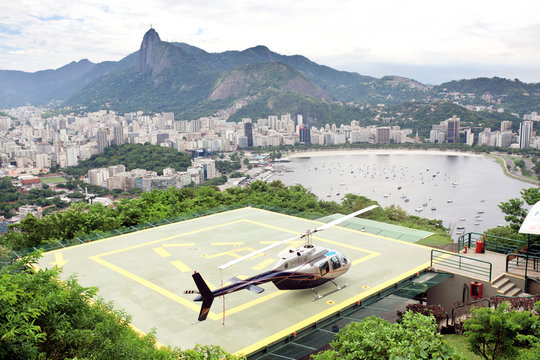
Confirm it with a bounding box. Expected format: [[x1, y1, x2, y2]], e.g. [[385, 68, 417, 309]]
[[474, 222, 480, 225], [404, 198, 410, 202], [459, 218, 466, 221], [477, 210, 484, 214], [447, 200, 453, 203], [422, 202, 428, 206], [457, 226, 465, 230], [415, 207, 423, 212], [431, 207, 436, 211]]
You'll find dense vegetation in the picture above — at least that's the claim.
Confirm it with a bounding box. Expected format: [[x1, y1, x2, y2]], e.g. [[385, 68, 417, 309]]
[[314, 299, 540, 359], [434, 77, 540, 115], [63, 143, 192, 177], [391, 101, 522, 137], [228, 89, 373, 126], [312, 311, 465, 359], [0, 177, 69, 218], [463, 301, 540, 359], [0, 254, 238, 360], [0, 180, 448, 254], [485, 187, 540, 241]]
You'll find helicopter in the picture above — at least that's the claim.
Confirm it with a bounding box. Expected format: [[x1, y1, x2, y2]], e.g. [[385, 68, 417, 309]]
[[185, 205, 378, 321]]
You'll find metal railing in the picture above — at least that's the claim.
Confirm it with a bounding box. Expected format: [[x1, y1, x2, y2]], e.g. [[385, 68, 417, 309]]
[[506, 253, 540, 273], [431, 249, 493, 282], [506, 252, 540, 294], [447, 297, 491, 327], [457, 232, 528, 255]]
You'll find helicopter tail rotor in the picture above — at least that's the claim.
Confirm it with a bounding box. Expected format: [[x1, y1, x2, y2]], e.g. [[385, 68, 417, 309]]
[[192, 272, 215, 321]]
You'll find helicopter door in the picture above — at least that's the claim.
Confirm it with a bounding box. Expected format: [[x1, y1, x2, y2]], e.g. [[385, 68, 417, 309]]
[[330, 256, 341, 270], [319, 261, 330, 275]]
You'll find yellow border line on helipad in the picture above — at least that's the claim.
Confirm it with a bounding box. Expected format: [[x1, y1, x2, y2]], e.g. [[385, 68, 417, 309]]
[[88, 217, 379, 321], [234, 260, 432, 357], [40, 207, 250, 256]]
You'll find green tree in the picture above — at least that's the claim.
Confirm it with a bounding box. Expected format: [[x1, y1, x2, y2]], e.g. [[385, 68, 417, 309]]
[[0, 253, 240, 360], [463, 302, 539, 360], [312, 311, 464, 359], [499, 187, 540, 231]]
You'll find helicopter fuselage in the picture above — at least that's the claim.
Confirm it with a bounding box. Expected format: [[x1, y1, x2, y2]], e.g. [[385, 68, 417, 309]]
[[188, 205, 379, 321], [194, 244, 350, 301]]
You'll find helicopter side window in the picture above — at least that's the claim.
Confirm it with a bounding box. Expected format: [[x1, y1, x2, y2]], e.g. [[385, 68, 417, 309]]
[[340, 255, 348, 265], [319, 262, 330, 275], [331, 256, 341, 270]]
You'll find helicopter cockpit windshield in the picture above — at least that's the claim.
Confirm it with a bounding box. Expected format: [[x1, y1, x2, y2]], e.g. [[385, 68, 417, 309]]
[[330, 256, 341, 270]]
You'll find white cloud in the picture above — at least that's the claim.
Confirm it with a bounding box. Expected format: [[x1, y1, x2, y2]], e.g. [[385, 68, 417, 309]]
[[2, 0, 540, 83]]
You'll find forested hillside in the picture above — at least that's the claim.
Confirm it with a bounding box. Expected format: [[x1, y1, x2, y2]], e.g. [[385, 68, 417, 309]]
[[0, 181, 447, 253], [63, 143, 192, 177]]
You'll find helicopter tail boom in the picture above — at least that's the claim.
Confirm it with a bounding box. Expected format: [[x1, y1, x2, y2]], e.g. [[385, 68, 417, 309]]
[[192, 272, 215, 321]]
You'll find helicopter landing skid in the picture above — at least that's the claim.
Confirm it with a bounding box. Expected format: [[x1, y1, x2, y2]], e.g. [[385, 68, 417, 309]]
[[312, 280, 348, 301]]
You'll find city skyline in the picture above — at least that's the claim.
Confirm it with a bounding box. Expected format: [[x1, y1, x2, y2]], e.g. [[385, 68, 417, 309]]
[[2, 1, 540, 84]]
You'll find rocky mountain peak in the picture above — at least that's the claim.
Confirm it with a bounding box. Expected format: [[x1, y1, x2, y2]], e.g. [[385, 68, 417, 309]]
[[136, 28, 162, 72]]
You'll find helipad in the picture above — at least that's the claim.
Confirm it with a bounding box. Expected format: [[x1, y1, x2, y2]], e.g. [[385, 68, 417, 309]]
[[38, 207, 433, 356]]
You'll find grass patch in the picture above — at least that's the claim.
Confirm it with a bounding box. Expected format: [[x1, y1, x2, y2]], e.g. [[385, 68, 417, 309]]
[[41, 177, 67, 184], [416, 233, 453, 247], [444, 334, 482, 360]]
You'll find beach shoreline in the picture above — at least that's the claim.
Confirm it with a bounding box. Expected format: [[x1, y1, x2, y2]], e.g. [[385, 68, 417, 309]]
[[286, 148, 481, 158]]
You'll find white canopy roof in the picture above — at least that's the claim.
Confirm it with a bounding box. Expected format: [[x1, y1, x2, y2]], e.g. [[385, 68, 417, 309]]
[[519, 201, 540, 235]]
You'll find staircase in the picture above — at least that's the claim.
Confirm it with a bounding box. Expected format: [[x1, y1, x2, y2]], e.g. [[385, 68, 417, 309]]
[[492, 274, 523, 296]]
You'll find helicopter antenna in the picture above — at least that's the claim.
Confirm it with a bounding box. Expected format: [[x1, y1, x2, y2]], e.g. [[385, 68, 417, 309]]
[[218, 205, 378, 270]]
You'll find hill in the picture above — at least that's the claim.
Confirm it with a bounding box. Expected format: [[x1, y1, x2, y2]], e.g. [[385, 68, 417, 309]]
[[435, 77, 540, 115], [63, 143, 192, 177]]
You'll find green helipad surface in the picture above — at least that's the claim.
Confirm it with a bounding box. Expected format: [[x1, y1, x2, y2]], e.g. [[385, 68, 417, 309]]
[[37, 207, 433, 356], [317, 213, 434, 242]]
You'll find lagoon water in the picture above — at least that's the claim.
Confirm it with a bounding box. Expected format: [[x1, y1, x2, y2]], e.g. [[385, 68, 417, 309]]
[[272, 151, 533, 239]]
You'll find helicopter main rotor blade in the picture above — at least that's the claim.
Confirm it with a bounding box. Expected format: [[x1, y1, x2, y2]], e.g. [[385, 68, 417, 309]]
[[218, 234, 301, 270], [313, 204, 378, 233], [218, 205, 377, 270]]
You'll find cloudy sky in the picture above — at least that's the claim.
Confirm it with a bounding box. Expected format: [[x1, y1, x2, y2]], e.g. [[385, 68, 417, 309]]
[[2, 0, 540, 84]]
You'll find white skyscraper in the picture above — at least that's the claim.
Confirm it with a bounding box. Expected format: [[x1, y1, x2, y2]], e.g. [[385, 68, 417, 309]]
[[519, 121, 533, 149]]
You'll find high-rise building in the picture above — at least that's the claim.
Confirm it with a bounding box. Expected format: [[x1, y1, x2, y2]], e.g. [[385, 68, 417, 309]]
[[465, 128, 475, 146], [376, 127, 391, 144], [97, 129, 108, 153], [244, 122, 253, 147], [113, 125, 124, 146], [35, 153, 51, 169], [519, 121, 533, 148], [501, 120, 512, 132], [498, 131, 513, 147], [268, 115, 278, 129], [298, 125, 311, 144], [446, 116, 460, 144]]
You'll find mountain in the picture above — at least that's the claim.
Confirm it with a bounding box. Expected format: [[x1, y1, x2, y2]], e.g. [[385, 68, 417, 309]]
[[0, 28, 429, 121], [209, 62, 332, 102], [3, 28, 540, 127], [0, 55, 136, 108]]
